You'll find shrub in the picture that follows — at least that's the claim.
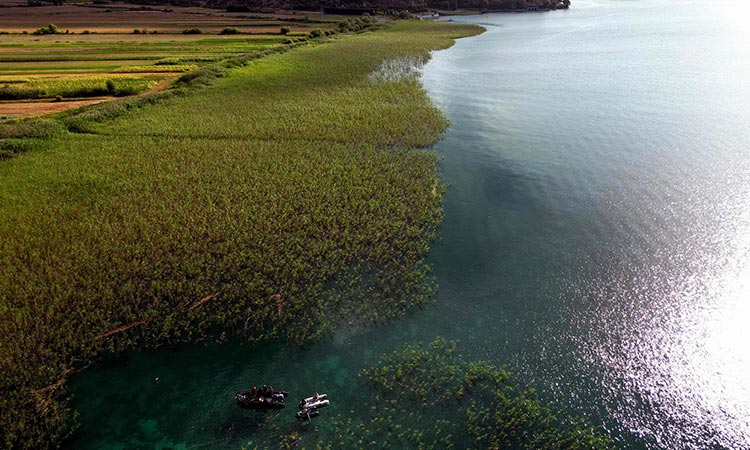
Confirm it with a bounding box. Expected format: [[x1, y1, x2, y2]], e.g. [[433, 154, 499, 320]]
[[279, 26, 291, 35], [32, 23, 59, 35], [181, 28, 203, 35], [112, 85, 140, 97], [0, 118, 64, 139], [219, 27, 241, 35], [0, 139, 32, 160], [0, 84, 40, 100], [309, 28, 323, 38]]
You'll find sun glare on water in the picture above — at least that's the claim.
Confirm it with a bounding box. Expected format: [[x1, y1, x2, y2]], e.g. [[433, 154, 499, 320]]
[[633, 199, 750, 449], [679, 221, 750, 448]]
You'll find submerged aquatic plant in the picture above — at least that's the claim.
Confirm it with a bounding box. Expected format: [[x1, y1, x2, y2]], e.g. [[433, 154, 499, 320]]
[[368, 54, 431, 83], [256, 339, 613, 449]]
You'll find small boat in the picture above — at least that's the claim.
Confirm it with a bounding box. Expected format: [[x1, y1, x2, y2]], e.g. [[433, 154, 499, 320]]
[[298, 393, 329, 410], [234, 387, 288, 409], [296, 407, 321, 421]]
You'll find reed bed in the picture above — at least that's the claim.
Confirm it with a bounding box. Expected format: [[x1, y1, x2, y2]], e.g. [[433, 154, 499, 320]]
[[0, 21, 482, 449]]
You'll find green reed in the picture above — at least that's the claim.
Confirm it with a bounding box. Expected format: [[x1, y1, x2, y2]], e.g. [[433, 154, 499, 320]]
[[0, 21, 482, 449]]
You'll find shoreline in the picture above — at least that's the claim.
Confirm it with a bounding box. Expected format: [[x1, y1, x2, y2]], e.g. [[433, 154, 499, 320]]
[[0, 20, 482, 448]]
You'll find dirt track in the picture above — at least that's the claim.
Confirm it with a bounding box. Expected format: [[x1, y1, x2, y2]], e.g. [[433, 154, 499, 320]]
[[0, 98, 112, 118]]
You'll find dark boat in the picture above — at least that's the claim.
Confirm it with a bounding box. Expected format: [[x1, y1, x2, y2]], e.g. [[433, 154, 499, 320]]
[[296, 407, 321, 421], [234, 387, 288, 409]]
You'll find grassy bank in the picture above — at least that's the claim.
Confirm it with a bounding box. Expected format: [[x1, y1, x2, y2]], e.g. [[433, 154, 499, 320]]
[[0, 20, 482, 449]]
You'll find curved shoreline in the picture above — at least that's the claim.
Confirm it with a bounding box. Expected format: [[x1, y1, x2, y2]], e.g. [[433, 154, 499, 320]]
[[0, 21, 482, 448]]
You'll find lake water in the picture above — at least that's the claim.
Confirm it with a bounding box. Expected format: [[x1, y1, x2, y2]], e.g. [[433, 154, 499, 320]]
[[68, 1, 750, 448]]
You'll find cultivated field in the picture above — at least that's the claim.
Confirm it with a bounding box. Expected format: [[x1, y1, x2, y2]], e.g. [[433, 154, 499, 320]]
[[0, 1, 342, 118], [0, 1, 339, 33]]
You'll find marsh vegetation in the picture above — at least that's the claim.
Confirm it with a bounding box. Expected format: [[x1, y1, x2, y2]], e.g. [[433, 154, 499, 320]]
[[0, 20, 481, 449]]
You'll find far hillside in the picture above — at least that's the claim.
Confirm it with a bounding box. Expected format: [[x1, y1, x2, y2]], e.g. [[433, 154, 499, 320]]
[[22, 0, 571, 14]]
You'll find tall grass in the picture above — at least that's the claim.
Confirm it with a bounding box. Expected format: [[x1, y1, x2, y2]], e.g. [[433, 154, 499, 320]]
[[0, 21, 483, 449]]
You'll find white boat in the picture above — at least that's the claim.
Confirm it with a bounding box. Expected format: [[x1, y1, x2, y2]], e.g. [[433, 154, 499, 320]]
[[298, 393, 329, 410]]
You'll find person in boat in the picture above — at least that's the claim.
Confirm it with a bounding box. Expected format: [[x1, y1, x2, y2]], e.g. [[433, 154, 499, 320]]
[[262, 385, 268, 396], [251, 386, 258, 397]]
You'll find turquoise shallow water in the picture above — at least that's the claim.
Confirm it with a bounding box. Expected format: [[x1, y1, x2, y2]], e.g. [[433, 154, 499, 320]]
[[69, 1, 750, 448]]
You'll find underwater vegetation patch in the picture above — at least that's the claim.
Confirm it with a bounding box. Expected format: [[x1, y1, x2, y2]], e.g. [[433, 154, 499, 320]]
[[246, 339, 613, 450]]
